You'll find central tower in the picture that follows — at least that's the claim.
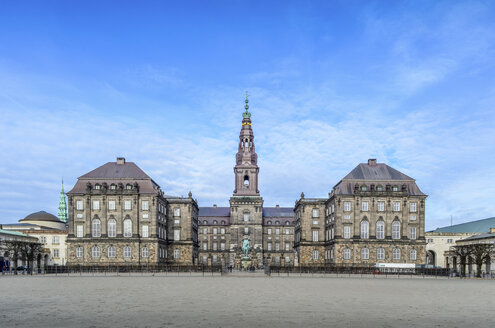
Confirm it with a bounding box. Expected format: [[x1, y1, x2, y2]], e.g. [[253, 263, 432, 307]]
[[229, 96, 264, 267], [233, 98, 259, 196]]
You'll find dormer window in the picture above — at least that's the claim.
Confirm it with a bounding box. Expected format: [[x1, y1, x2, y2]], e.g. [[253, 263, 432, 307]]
[[95, 184, 101, 190], [213, 220, 218, 225], [392, 185, 399, 192], [126, 184, 132, 190], [110, 184, 116, 190], [361, 185, 367, 191], [376, 185, 383, 191], [221, 220, 226, 225], [267, 220, 272, 225]]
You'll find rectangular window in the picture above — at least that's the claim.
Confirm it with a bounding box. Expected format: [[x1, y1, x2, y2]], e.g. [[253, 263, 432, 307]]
[[362, 201, 369, 211], [76, 225, 83, 238], [53, 236, 59, 244], [312, 209, 319, 218], [313, 220, 318, 225], [410, 250, 417, 260], [447, 239, 453, 244], [76, 200, 83, 210], [142, 200, 149, 211], [393, 202, 401, 212], [343, 214, 351, 220], [243, 213, 249, 222], [344, 202, 351, 212], [344, 249, 351, 260], [92, 200, 100, 210], [53, 249, 59, 258], [142, 247, 149, 258], [174, 208, 181, 217], [124, 200, 132, 210], [108, 200, 116, 210], [213, 243, 218, 251], [213, 228, 218, 234], [377, 201, 385, 212], [343, 226, 351, 239], [285, 256, 290, 263], [221, 228, 225, 234], [203, 228, 208, 234], [275, 243, 280, 251], [312, 230, 319, 242], [285, 229, 290, 235], [410, 202, 417, 212], [267, 228, 272, 235], [174, 249, 180, 259], [212, 255, 218, 263], [275, 228, 280, 235], [313, 250, 318, 260], [142, 225, 149, 238], [174, 230, 180, 241], [267, 243, 272, 251], [76, 247, 83, 258], [285, 243, 290, 251], [220, 243, 225, 250], [410, 215, 417, 221], [203, 242, 208, 250], [410, 227, 416, 240], [244, 227, 249, 234]]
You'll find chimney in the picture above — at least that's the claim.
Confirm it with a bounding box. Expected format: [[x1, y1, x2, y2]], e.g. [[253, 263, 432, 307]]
[[116, 157, 126, 165], [276, 204, 280, 209], [368, 159, 377, 166], [213, 204, 217, 208], [490, 227, 495, 234]]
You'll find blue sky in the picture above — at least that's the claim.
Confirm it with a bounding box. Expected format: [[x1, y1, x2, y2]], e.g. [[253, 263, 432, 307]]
[[1, 1, 494, 230]]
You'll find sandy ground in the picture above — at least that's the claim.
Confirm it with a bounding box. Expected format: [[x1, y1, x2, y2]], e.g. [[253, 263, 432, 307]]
[[0, 274, 494, 328]]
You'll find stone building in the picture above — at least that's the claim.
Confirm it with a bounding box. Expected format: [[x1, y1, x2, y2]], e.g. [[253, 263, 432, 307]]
[[426, 216, 495, 269], [294, 196, 326, 265], [316, 159, 427, 267], [1, 210, 68, 266], [197, 98, 296, 268], [66, 157, 198, 266]]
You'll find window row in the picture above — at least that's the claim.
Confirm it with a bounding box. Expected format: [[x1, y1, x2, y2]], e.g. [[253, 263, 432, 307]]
[[76, 246, 149, 258], [39, 236, 60, 244], [93, 183, 135, 191], [267, 242, 292, 251], [202, 228, 226, 235], [267, 228, 291, 235], [81, 219, 149, 238], [202, 242, 227, 251], [342, 221, 416, 240], [357, 184, 402, 192], [265, 220, 292, 225], [342, 248, 417, 261], [343, 201, 418, 213]]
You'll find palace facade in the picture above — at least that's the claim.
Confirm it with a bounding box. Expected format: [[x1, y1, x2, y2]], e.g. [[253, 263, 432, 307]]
[[66, 98, 427, 267]]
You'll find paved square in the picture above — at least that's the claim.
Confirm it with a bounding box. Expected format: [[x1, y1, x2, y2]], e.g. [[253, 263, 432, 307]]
[[1, 275, 494, 327]]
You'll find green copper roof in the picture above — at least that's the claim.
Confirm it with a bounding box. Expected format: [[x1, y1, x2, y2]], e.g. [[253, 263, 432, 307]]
[[431, 217, 495, 233], [242, 96, 251, 118], [0, 229, 33, 238], [58, 180, 68, 224]]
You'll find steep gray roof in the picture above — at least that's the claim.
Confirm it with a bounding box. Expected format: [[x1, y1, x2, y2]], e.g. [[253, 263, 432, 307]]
[[343, 163, 413, 181], [262, 207, 294, 218], [198, 207, 230, 217], [431, 217, 495, 234], [79, 162, 150, 179]]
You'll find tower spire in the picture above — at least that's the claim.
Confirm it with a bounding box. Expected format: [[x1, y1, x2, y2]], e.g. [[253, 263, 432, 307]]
[[58, 178, 68, 224], [233, 95, 259, 196]]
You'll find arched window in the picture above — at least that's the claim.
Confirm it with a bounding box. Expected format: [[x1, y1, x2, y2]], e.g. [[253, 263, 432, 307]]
[[361, 248, 369, 260], [221, 220, 226, 225], [376, 221, 385, 239], [267, 220, 272, 225], [108, 246, 116, 258], [360, 220, 369, 239], [124, 219, 132, 237], [243, 175, 249, 188], [203, 220, 207, 224], [92, 219, 101, 237], [213, 220, 218, 225], [286, 221, 290, 225], [393, 248, 401, 260], [377, 248, 385, 260], [91, 246, 100, 258], [275, 220, 280, 225], [142, 247, 149, 258], [392, 221, 401, 239], [123, 246, 131, 258], [108, 219, 116, 237]]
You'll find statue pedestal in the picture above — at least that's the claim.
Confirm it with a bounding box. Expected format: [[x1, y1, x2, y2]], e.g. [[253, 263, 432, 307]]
[[241, 258, 252, 270]]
